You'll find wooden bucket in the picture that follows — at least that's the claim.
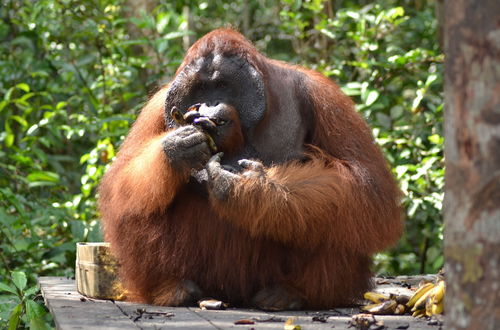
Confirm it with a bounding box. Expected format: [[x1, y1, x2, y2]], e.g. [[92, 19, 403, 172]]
[[75, 242, 125, 300]]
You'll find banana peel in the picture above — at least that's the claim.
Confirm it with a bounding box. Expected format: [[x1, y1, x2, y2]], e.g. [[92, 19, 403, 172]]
[[361, 300, 397, 314]]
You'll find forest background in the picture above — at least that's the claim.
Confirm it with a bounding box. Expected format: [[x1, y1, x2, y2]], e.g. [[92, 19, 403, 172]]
[[0, 0, 444, 328]]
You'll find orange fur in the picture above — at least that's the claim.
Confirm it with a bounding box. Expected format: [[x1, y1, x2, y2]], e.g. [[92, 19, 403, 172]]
[[99, 28, 403, 309], [211, 149, 401, 254]]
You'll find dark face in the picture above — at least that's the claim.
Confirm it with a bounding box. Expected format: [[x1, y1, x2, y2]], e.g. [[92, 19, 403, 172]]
[[165, 50, 311, 166], [165, 53, 265, 135]]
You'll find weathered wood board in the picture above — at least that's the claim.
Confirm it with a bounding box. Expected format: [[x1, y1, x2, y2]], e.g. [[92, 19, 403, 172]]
[[39, 276, 443, 329]]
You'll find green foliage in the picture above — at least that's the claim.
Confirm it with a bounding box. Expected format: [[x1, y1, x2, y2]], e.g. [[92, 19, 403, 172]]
[[0, 271, 50, 329], [0, 0, 443, 326]]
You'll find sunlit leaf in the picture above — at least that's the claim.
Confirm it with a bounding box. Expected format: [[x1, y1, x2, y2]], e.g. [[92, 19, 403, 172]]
[[4, 133, 14, 147], [56, 101, 67, 110], [9, 115, 28, 127], [425, 74, 438, 87], [365, 90, 380, 106], [26, 171, 60, 183], [156, 12, 169, 34], [15, 83, 30, 93], [163, 31, 187, 40], [428, 134, 443, 145]]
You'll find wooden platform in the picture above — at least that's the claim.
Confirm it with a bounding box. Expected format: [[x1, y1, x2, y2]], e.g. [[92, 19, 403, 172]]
[[39, 276, 443, 329]]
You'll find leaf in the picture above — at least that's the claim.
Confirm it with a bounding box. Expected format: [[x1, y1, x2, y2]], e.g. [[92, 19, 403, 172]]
[[4, 133, 14, 147], [390, 106, 404, 119], [0, 100, 9, 112], [8, 303, 22, 330], [42, 242, 75, 259], [0, 282, 18, 295], [26, 171, 60, 183], [4, 87, 14, 101], [70, 220, 85, 240], [395, 165, 409, 179], [28, 181, 58, 188], [386, 7, 405, 22], [19, 92, 35, 103], [80, 153, 90, 164], [16, 83, 30, 93], [24, 285, 39, 297], [156, 12, 169, 34], [342, 82, 362, 96], [425, 74, 438, 87], [11, 271, 27, 291], [9, 115, 28, 127], [26, 300, 47, 321], [56, 101, 67, 110], [30, 317, 50, 330], [0, 208, 15, 226], [163, 31, 187, 40], [411, 93, 424, 112], [27, 124, 39, 135], [365, 90, 380, 106], [376, 113, 391, 129], [428, 134, 443, 145], [319, 28, 335, 39]]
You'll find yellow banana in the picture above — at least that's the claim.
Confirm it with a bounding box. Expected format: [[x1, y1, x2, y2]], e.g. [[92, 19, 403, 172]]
[[412, 309, 426, 318], [407, 282, 434, 308], [431, 280, 445, 304], [425, 296, 434, 316], [363, 292, 390, 304], [412, 286, 434, 312], [431, 301, 443, 315]]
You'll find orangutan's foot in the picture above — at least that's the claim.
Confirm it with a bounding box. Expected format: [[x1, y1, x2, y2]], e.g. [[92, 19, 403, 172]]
[[252, 285, 303, 311], [152, 279, 203, 306]]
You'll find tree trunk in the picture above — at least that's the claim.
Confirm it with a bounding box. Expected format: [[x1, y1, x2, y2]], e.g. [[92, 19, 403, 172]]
[[444, 1, 500, 329]]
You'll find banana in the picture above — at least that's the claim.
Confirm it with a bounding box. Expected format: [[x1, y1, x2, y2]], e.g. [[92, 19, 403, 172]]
[[412, 309, 426, 318], [431, 280, 445, 304], [361, 300, 397, 314], [431, 301, 443, 315], [412, 286, 434, 312], [363, 292, 390, 304], [361, 278, 446, 318], [425, 296, 434, 316], [170, 106, 218, 152], [407, 282, 434, 308]]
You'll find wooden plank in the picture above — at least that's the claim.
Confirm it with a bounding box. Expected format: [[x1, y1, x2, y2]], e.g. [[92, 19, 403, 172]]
[[39, 276, 443, 329], [38, 277, 137, 330], [39, 277, 217, 329], [114, 302, 218, 329]]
